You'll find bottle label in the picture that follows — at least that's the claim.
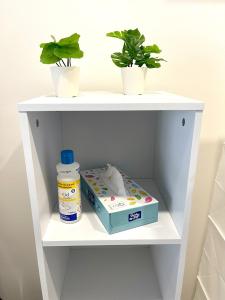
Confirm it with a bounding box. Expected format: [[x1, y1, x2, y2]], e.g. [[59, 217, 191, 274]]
[[58, 168, 80, 176], [57, 179, 81, 222]]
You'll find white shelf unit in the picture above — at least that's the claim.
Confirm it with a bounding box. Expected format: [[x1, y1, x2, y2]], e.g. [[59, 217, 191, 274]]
[[18, 91, 204, 300]]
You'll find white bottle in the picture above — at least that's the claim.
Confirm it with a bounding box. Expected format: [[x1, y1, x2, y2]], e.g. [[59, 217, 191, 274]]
[[57, 157, 80, 175], [57, 150, 81, 223]]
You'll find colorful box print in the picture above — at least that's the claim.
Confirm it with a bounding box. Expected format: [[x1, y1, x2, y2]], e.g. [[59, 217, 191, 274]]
[[81, 167, 159, 234]]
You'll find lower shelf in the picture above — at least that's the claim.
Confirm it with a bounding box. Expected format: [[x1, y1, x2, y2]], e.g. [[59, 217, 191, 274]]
[[43, 179, 180, 246], [61, 247, 162, 300]]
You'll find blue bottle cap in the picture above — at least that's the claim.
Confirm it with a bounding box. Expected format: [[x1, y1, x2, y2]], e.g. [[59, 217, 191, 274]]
[[61, 150, 74, 164]]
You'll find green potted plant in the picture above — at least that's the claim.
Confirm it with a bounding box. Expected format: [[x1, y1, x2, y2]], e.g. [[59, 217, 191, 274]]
[[106, 28, 165, 95], [40, 33, 84, 97]]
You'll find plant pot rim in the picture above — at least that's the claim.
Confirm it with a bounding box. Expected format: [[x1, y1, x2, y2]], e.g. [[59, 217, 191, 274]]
[[50, 65, 80, 70], [122, 66, 147, 70]]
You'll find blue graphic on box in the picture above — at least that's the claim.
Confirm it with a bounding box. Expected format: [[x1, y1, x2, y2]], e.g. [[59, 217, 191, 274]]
[[60, 213, 77, 222], [128, 211, 142, 222]]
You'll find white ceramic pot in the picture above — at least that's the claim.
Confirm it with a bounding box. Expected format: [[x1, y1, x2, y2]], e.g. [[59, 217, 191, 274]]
[[50, 66, 80, 97], [121, 66, 147, 95]]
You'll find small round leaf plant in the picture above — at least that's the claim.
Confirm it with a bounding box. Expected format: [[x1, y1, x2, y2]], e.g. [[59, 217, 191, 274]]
[[40, 33, 84, 67], [106, 28, 165, 69]]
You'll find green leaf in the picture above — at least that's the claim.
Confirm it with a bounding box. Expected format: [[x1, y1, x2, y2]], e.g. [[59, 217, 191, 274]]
[[144, 44, 161, 54], [106, 31, 125, 40], [125, 28, 145, 48], [119, 29, 145, 60], [107, 28, 165, 69], [40, 43, 60, 64], [54, 45, 83, 59], [135, 59, 146, 67], [40, 33, 84, 64], [145, 57, 161, 68], [58, 33, 80, 46], [40, 42, 47, 48], [155, 58, 166, 62], [111, 52, 132, 67]]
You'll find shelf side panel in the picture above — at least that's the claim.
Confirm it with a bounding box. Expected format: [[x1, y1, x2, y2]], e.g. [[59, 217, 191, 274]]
[[154, 111, 202, 299], [28, 111, 62, 238], [19, 113, 49, 300], [175, 112, 202, 299], [151, 245, 180, 300], [154, 111, 196, 235], [44, 247, 70, 300]]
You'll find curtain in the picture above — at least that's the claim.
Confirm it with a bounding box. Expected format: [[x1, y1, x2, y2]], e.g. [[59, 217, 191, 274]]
[[194, 143, 225, 300]]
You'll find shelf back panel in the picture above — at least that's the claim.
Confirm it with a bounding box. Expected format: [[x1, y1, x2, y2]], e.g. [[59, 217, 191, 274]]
[[62, 111, 156, 179]]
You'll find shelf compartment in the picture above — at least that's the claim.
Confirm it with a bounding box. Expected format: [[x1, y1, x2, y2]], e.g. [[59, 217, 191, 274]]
[[42, 179, 181, 247], [56, 246, 162, 300]]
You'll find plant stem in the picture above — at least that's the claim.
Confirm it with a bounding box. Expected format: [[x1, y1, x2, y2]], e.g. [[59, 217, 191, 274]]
[[61, 59, 66, 67], [58, 60, 62, 67], [56, 62, 60, 67], [51, 35, 56, 42]]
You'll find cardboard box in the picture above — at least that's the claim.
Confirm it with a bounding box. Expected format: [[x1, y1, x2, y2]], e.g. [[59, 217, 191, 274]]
[[81, 167, 158, 234]]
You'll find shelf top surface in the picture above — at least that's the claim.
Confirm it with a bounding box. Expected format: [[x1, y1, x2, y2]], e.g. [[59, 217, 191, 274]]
[[18, 91, 204, 112], [42, 179, 181, 247]]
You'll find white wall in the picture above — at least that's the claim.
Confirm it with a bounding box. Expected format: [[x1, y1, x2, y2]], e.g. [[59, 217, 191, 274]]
[[1, 0, 225, 299]]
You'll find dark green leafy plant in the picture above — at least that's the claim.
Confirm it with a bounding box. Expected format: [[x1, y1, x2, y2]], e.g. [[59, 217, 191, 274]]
[[106, 28, 165, 68], [40, 33, 84, 67]]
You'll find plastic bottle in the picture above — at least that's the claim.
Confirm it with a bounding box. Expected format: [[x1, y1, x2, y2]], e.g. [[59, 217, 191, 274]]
[[57, 149, 81, 223], [56, 151, 80, 175]]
